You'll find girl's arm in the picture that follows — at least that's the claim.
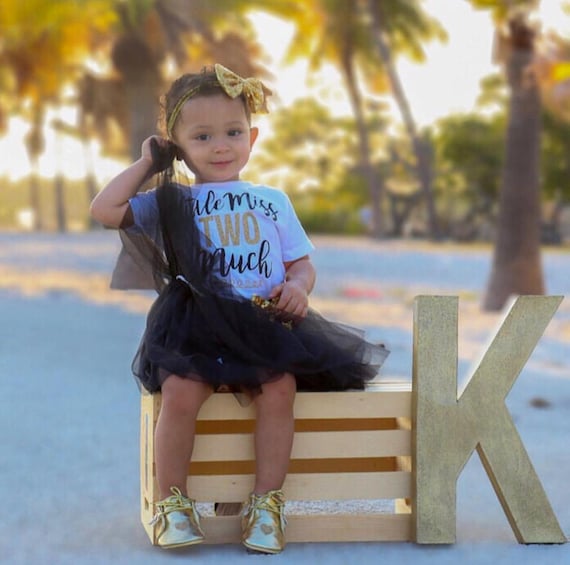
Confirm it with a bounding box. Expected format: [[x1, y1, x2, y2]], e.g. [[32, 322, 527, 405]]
[[269, 256, 316, 319], [90, 136, 170, 229]]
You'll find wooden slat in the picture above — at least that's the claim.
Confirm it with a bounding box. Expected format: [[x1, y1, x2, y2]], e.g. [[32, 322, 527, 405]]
[[295, 417, 402, 432], [190, 457, 399, 475], [294, 383, 412, 419], [193, 382, 412, 421], [196, 417, 403, 434], [140, 393, 159, 544], [192, 429, 411, 461], [200, 513, 413, 543], [188, 471, 411, 503]]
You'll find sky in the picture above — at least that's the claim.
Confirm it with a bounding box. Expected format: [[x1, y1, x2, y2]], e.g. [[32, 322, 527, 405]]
[[1, 0, 569, 182], [256, 0, 570, 123], [252, 0, 497, 123]]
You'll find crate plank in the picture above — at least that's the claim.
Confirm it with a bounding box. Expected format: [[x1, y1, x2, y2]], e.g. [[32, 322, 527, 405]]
[[192, 383, 412, 420], [187, 471, 412, 503], [192, 429, 411, 461], [200, 514, 412, 544]]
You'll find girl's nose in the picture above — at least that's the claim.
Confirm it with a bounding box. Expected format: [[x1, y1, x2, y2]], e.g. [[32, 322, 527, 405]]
[[213, 139, 229, 152]]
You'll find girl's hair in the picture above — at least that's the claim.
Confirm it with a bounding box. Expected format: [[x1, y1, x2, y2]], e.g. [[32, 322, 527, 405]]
[[161, 66, 252, 137]]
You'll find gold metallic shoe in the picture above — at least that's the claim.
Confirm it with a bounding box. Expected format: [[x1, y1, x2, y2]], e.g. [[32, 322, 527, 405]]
[[241, 490, 287, 554], [150, 487, 205, 549]]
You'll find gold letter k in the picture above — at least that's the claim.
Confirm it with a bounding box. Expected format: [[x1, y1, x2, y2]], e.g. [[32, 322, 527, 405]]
[[412, 295, 566, 544]]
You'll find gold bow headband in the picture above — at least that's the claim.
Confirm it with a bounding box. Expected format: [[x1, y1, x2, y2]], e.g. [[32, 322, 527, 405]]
[[166, 64, 270, 138]]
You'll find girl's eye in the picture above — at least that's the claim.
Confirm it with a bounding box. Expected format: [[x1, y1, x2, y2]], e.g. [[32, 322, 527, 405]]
[[196, 134, 210, 141], [228, 129, 242, 137]]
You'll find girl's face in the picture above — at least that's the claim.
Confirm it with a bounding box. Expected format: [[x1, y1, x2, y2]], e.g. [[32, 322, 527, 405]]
[[172, 93, 258, 184]]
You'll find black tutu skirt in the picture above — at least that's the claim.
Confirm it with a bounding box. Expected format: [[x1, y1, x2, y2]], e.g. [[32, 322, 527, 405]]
[[119, 181, 388, 400]]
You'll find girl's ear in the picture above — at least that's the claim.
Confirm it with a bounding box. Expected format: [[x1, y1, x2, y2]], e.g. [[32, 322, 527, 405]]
[[249, 127, 259, 148]]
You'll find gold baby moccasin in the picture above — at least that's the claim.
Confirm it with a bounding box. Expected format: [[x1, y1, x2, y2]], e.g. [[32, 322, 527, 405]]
[[241, 489, 287, 554], [150, 487, 205, 549]]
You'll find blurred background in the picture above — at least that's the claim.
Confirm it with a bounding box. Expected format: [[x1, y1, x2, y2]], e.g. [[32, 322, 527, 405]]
[[3, 7, 570, 564], [1, 0, 570, 311]]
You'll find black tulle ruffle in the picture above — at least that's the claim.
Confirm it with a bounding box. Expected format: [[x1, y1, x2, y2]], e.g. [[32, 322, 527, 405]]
[[120, 179, 388, 399]]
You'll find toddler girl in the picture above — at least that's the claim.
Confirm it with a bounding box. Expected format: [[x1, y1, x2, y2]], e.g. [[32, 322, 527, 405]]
[[90, 64, 388, 554]]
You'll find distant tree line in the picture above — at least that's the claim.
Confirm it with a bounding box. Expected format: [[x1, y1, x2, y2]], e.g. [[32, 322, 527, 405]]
[[2, 0, 570, 311]]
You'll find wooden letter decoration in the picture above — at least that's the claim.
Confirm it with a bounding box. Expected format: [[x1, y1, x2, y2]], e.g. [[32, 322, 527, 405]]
[[412, 295, 566, 544]]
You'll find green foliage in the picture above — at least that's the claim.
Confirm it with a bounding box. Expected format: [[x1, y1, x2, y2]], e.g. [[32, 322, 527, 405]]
[[284, 0, 447, 93], [428, 98, 570, 238], [251, 97, 357, 193], [119, 0, 155, 27], [467, 0, 540, 21], [293, 189, 368, 235], [476, 73, 509, 109], [434, 112, 505, 202], [428, 111, 506, 237], [542, 110, 570, 201], [472, 66, 570, 204], [372, 0, 448, 62], [0, 0, 116, 103], [248, 97, 381, 233]]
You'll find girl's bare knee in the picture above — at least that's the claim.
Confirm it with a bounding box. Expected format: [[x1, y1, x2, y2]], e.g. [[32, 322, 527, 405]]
[[257, 373, 296, 412], [161, 374, 213, 414]]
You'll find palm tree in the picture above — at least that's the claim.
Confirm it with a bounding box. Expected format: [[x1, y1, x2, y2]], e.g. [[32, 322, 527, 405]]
[[282, 0, 446, 238], [366, 0, 446, 239], [282, 0, 387, 236], [1, 0, 272, 223], [84, 0, 273, 162], [0, 0, 116, 229], [468, 0, 544, 311], [108, 1, 162, 161]]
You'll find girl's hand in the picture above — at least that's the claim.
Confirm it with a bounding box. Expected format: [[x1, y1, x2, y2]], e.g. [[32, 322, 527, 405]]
[[91, 136, 171, 229], [268, 256, 315, 320], [269, 279, 309, 319]]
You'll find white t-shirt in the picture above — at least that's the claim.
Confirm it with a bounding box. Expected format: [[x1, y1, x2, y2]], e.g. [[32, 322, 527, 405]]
[[128, 180, 314, 299]]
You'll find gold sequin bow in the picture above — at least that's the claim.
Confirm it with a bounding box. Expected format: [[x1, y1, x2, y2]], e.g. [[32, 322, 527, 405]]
[[214, 64, 270, 114]]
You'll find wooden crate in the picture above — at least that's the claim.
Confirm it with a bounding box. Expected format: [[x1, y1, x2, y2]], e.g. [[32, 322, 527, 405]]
[[140, 381, 413, 544], [139, 296, 568, 546]]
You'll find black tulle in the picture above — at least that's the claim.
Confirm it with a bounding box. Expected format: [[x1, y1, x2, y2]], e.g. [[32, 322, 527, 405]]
[[121, 178, 388, 400]]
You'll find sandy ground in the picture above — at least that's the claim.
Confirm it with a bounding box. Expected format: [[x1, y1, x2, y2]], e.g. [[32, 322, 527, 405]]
[[1, 231, 569, 564]]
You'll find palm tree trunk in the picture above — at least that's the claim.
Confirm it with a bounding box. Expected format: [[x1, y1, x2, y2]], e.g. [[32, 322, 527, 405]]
[[482, 19, 544, 311], [24, 107, 45, 230], [53, 118, 67, 232], [28, 165, 42, 231], [124, 76, 160, 161], [340, 51, 385, 237], [112, 32, 161, 162], [367, 0, 439, 239], [81, 134, 99, 229], [54, 174, 67, 232]]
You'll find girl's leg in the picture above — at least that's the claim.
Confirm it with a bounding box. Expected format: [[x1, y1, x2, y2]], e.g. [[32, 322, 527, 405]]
[[242, 373, 296, 554], [155, 374, 213, 499], [252, 372, 297, 494]]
